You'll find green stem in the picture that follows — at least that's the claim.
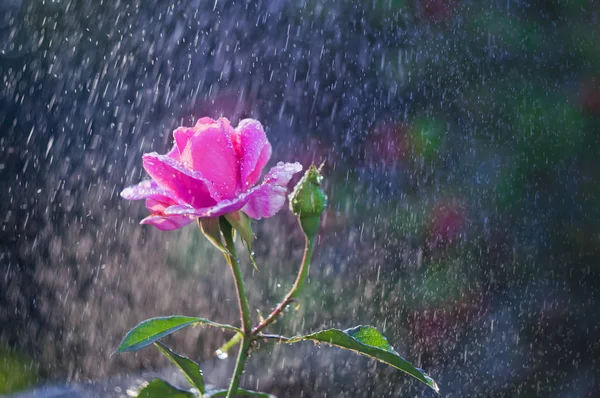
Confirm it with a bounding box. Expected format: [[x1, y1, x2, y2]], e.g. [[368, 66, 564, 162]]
[[252, 229, 315, 335], [223, 228, 252, 334], [216, 332, 242, 357], [221, 219, 253, 397], [226, 337, 251, 398], [288, 232, 315, 299]]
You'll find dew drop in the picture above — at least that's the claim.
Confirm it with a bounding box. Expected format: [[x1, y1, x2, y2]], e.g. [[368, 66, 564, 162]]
[[216, 350, 228, 360]]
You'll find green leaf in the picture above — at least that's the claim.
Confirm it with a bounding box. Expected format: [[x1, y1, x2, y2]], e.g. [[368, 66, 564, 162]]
[[136, 379, 195, 398], [287, 326, 439, 393], [198, 218, 227, 253], [203, 388, 276, 397], [115, 316, 241, 354], [155, 342, 204, 393]]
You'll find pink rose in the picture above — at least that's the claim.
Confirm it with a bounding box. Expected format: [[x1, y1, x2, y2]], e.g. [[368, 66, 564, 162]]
[[121, 117, 302, 230]]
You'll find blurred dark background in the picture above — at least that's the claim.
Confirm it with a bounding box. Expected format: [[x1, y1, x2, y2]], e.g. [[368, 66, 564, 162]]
[[1, 0, 599, 396]]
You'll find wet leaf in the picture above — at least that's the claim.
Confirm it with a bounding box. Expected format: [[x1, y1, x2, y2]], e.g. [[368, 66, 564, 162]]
[[136, 379, 195, 398], [287, 326, 439, 393], [115, 316, 240, 353], [155, 342, 204, 393]]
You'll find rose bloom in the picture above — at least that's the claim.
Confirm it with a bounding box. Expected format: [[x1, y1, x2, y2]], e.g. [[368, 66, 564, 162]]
[[121, 117, 302, 230]]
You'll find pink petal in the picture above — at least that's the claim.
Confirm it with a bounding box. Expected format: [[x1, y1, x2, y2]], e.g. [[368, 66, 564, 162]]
[[120, 180, 187, 215], [121, 180, 183, 203], [236, 119, 272, 188], [173, 128, 194, 156], [242, 184, 288, 220], [140, 214, 195, 231], [173, 118, 216, 154], [243, 162, 303, 219], [142, 152, 219, 207], [262, 161, 304, 185], [180, 117, 240, 199], [164, 195, 249, 218], [164, 162, 302, 220], [121, 180, 197, 231], [145, 198, 174, 213], [166, 144, 181, 161]]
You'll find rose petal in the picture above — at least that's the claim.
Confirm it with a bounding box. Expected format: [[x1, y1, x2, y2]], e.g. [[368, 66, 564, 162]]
[[164, 162, 302, 220], [235, 119, 272, 188], [164, 195, 249, 218], [173, 128, 194, 156], [142, 152, 219, 207], [243, 162, 303, 219], [241, 184, 288, 220], [140, 214, 196, 231], [145, 198, 174, 213], [121, 180, 183, 203], [121, 180, 194, 230], [122, 183, 179, 213], [180, 117, 240, 199], [262, 161, 304, 185], [173, 117, 214, 154], [166, 144, 181, 161]]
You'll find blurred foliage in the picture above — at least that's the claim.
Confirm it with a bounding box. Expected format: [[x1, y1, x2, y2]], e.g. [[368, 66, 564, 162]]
[[0, 348, 37, 394]]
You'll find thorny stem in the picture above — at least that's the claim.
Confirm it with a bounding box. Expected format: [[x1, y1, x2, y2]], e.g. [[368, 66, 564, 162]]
[[252, 229, 316, 336], [222, 222, 253, 397], [221, 219, 317, 396], [257, 333, 292, 343], [226, 336, 251, 398]]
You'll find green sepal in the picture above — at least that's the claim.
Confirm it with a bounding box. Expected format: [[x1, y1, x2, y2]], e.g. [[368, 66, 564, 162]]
[[224, 211, 259, 270], [219, 216, 234, 242], [198, 218, 227, 253], [155, 341, 204, 393], [287, 326, 439, 393], [298, 216, 321, 240], [115, 316, 241, 354], [224, 211, 253, 251], [203, 388, 276, 397], [136, 379, 195, 397]]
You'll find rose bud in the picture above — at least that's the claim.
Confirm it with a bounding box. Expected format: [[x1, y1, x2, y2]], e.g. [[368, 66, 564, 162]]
[[289, 164, 327, 237]]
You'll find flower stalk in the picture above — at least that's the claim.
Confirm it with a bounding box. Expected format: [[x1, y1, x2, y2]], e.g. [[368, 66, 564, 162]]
[[252, 231, 315, 335], [220, 165, 326, 396], [226, 336, 251, 398], [252, 164, 326, 335], [221, 218, 253, 397], [221, 218, 252, 334]]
